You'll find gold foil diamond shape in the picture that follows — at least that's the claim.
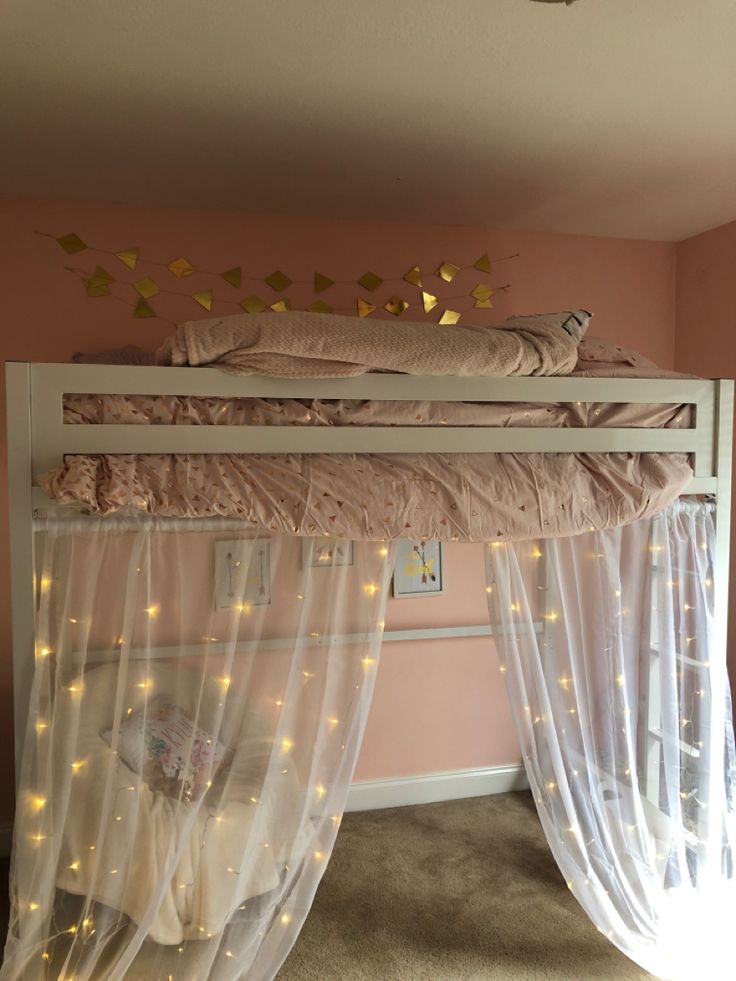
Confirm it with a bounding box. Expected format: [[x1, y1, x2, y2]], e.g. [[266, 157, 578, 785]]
[[56, 233, 87, 255], [240, 295, 266, 314], [422, 291, 438, 313], [358, 271, 383, 291], [133, 299, 156, 319], [474, 298, 494, 309], [90, 266, 115, 283], [264, 270, 292, 292], [168, 257, 194, 279], [473, 253, 492, 274], [403, 265, 422, 287], [308, 300, 334, 314], [439, 309, 461, 325], [471, 283, 494, 302], [357, 298, 376, 318], [314, 272, 334, 293], [116, 248, 139, 270], [192, 288, 213, 310], [437, 261, 460, 283], [221, 267, 242, 288], [84, 278, 111, 298], [384, 295, 409, 316], [270, 299, 291, 312], [134, 277, 159, 299]]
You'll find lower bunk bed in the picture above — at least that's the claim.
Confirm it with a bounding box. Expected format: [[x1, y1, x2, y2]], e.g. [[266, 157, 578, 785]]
[[3, 310, 735, 981]]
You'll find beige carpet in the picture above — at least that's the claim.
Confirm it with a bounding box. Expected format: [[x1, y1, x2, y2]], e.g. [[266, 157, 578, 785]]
[[279, 793, 654, 981], [0, 795, 655, 979]]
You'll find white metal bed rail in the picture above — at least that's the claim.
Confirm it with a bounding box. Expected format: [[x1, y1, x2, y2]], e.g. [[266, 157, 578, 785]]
[[22, 362, 719, 479]]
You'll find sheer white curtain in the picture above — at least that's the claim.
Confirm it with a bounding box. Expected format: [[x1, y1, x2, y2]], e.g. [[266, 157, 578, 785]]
[[2, 517, 393, 981], [486, 501, 736, 981]]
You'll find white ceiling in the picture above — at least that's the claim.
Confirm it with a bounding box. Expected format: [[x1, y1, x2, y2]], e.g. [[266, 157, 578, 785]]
[[3, 0, 735, 241]]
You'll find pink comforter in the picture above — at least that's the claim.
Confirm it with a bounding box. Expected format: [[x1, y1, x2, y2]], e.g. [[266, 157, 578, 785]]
[[155, 309, 590, 378], [41, 334, 694, 542]]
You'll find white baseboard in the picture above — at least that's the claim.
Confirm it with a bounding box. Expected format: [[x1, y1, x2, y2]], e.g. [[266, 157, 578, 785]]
[[0, 765, 529, 857], [346, 763, 528, 813]]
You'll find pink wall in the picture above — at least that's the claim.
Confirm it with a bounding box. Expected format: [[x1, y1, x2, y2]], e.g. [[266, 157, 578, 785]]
[[675, 219, 736, 679], [0, 196, 678, 821]]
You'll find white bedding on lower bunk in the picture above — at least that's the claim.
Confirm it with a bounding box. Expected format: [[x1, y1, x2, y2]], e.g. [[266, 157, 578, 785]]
[[53, 663, 302, 945]]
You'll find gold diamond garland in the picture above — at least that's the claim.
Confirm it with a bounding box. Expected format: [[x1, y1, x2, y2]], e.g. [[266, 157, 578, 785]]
[[221, 267, 242, 288], [192, 289, 213, 311], [134, 277, 159, 299], [403, 265, 422, 287], [437, 261, 460, 283], [358, 271, 383, 291], [84, 279, 111, 298], [308, 300, 334, 314], [241, 295, 266, 314], [168, 257, 194, 279], [133, 299, 156, 319], [56, 233, 87, 255], [422, 291, 438, 314], [48, 232, 515, 324], [83, 265, 115, 297], [439, 309, 461, 325], [116, 248, 139, 270], [384, 296, 409, 316], [264, 270, 291, 292]]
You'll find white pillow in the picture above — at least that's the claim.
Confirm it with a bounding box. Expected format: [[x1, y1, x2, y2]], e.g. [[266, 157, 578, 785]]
[[102, 697, 228, 802]]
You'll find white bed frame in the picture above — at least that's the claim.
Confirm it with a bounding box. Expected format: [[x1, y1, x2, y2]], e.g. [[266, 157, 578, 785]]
[[6, 362, 734, 797]]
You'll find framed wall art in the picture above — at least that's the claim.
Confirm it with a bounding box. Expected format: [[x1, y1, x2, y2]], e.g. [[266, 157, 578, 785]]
[[392, 540, 444, 598]]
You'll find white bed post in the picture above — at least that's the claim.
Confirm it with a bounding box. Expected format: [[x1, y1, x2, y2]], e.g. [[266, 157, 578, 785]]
[[5, 362, 37, 783], [705, 379, 734, 866], [711, 379, 733, 666]]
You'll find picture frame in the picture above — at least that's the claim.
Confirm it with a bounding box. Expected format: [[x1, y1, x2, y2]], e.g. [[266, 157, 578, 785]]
[[214, 538, 271, 609], [302, 537, 354, 568], [392, 540, 444, 598]]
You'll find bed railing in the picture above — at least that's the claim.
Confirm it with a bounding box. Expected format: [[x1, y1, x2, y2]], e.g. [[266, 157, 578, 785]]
[[12, 362, 725, 482], [5, 361, 734, 777]]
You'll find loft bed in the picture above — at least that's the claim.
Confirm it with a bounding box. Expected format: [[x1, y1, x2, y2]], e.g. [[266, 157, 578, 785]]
[[3, 352, 735, 981], [8, 362, 733, 752]]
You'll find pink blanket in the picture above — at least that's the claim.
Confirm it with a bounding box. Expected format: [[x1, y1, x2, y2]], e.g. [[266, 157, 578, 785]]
[[154, 309, 590, 378]]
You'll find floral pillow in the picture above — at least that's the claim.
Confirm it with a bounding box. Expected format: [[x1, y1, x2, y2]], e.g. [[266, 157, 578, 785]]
[[102, 697, 228, 802]]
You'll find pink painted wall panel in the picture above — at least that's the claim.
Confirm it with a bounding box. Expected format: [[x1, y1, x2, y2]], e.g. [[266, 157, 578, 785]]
[[0, 197, 678, 820]]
